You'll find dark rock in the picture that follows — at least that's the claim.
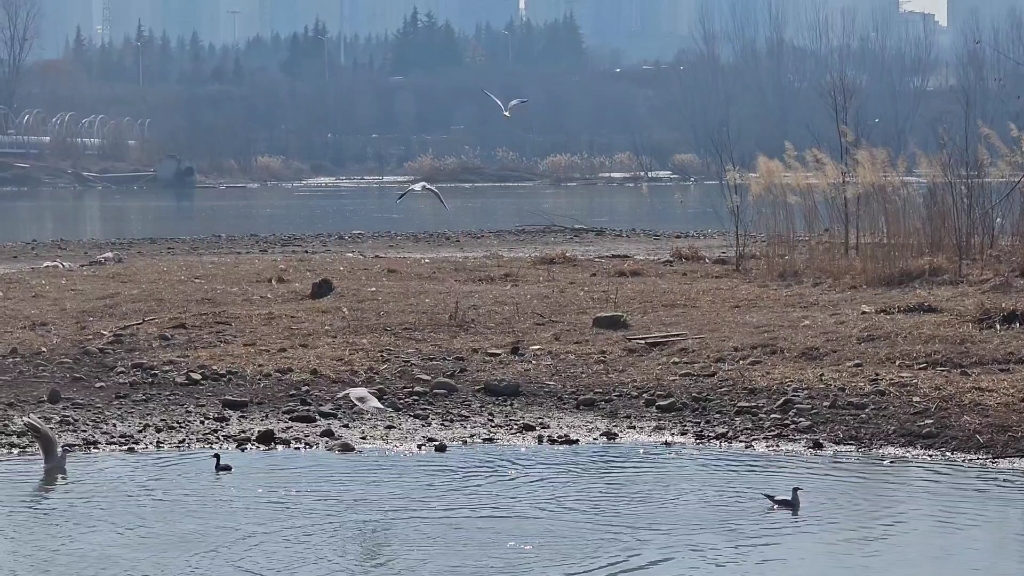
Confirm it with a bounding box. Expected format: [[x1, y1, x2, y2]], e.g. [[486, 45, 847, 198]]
[[434, 442, 448, 453], [309, 278, 335, 300], [431, 390, 449, 397], [483, 380, 521, 397], [93, 382, 107, 389], [852, 400, 871, 411], [220, 397, 250, 411], [643, 397, 658, 408], [6, 346, 17, 356], [826, 397, 839, 409], [793, 404, 814, 413], [576, 395, 598, 408], [796, 420, 814, 431], [319, 428, 336, 438], [599, 430, 620, 441], [485, 349, 504, 357], [383, 399, 403, 412], [211, 414, 230, 423], [412, 411, 429, 421], [713, 427, 730, 439], [288, 413, 319, 424], [82, 346, 100, 357], [592, 312, 629, 330], [186, 372, 203, 384], [773, 397, 795, 410], [808, 438, 825, 450], [521, 422, 537, 432], [655, 399, 679, 412], [317, 408, 339, 419], [920, 427, 940, 439], [411, 387, 430, 397], [847, 360, 864, 368], [46, 388, 62, 405], [254, 428, 276, 446], [430, 378, 459, 393], [870, 386, 889, 397], [157, 333, 172, 342], [327, 440, 356, 453]]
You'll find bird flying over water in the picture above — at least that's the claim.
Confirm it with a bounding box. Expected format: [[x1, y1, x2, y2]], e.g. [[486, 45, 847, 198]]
[[482, 89, 528, 118], [22, 414, 71, 477], [338, 387, 393, 414], [397, 181, 450, 211], [762, 486, 802, 510]]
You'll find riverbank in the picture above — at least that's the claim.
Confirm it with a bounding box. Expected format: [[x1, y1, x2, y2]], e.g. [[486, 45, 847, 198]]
[[1, 229, 1022, 460]]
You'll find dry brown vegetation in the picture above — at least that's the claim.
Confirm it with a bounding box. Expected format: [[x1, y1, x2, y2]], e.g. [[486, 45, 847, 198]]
[[3, 247, 1024, 453], [747, 125, 1024, 287]]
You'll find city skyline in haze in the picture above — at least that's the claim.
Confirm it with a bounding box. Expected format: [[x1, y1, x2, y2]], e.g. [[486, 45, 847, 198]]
[[906, 0, 946, 24]]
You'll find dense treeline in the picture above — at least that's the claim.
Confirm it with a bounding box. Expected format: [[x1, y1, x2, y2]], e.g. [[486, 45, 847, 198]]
[[9, 1, 1024, 176]]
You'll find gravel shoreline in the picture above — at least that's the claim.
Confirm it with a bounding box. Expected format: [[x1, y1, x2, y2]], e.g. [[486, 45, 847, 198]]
[[1, 229, 1022, 464]]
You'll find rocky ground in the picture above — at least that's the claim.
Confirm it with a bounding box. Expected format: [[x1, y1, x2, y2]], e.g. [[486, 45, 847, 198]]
[[1, 228, 1023, 461]]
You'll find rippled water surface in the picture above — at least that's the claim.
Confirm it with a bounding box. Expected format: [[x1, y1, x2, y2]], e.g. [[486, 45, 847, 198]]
[[0, 183, 723, 242], [2, 445, 1023, 575]]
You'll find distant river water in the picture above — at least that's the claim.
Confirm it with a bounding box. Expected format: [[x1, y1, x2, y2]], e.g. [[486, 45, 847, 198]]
[[0, 183, 725, 243], [1, 445, 1023, 575]]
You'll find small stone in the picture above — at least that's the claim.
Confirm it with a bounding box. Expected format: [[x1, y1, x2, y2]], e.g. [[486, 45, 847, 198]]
[[288, 413, 319, 424], [309, 367, 320, 376], [852, 400, 870, 411], [220, 397, 250, 411], [713, 427, 730, 439], [521, 422, 537, 432], [46, 388, 62, 405], [599, 430, 619, 441], [430, 378, 459, 393], [412, 411, 429, 421], [113, 366, 127, 376], [591, 312, 629, 330], [797, 420, 814, 431], [826, 397, 839, 409], [319, 428, 336, 438], [643, 397, 658, 408], [82, 346, 100, 356], [485, 349, 504, 357], [186, 372, 203, 384], [808, 438, 825, 450], [483, 380, 521, 397], [870, 386, 888, 397], [430, 390, 449, 397], [6, 346, 17, 356], [158, 333, 172, 341], [411, 387, 430, 397], [655, 399, 679, 412], [576, 395, 598, 408], [317, 408, 339, 419], [93, 382, 107, 389], [255, 429, 276, 446], [847, 360, 864, 368], [434, 442, 448, 453], [414, 374, 432, 382], [920, 427, 940, 439], [793, 404, 814, 413]]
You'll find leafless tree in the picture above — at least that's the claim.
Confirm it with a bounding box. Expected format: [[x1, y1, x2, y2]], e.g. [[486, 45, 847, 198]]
[[0, 0, 40, 109]]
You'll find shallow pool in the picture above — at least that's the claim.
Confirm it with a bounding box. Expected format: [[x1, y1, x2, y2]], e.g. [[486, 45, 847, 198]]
[[1, 444, 1022, 575]]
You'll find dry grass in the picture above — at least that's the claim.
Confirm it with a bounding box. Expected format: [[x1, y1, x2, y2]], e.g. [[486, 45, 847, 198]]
[[249, 155, 310, 181], [671, 245, 709, 263], [533, 249, 578, 265]]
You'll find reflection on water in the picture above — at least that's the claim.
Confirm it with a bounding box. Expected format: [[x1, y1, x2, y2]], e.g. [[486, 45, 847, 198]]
[[0, 184, 726, 242], [1, 445, 1023, 575]]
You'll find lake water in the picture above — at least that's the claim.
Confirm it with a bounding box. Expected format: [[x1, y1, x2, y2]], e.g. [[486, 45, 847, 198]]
[[0, 183, 724, 243], [1, 444, 1022, 575]]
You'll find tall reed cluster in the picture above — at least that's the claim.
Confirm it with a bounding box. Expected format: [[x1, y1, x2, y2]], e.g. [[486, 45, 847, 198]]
[[749, 125, 1024, 285]]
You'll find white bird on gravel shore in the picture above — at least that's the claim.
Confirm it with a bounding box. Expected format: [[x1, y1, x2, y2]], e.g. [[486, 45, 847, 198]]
[[397, 182, 450, 211], [338, 388, 392, 414], [762, 487, 802, 511], [482, 89, 528, 118], [22, 414, 71, 477]]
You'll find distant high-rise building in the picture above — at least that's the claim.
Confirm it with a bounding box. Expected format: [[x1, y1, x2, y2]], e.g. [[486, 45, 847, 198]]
[[948, 0, 1022, 40]]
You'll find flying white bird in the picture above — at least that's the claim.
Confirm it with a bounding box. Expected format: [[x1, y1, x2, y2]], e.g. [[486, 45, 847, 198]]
[[337, 387, 393, 414], [397, 182, 450, 211], [22, 414, 71, 477], [762, 486, 802, 511], [482, 89, 528, 118]]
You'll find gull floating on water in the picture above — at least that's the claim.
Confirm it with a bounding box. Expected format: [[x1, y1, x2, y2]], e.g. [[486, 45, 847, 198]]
[[482, 89, 528, 118], [211, 452, 233, 472], [397, 182, 450, 211], [338, 387, 392, 414], [22, 414, 71, 477], [762, 487, 802, 510]]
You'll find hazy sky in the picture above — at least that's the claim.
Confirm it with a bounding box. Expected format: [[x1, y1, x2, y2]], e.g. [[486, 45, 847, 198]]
[[904, 0, 946, 25]]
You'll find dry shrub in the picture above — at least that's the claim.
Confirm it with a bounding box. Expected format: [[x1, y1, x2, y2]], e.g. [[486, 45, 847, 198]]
[[537, 153, 610, 179], [403, 150, 482, 180], [671, 245, 709, 263], [612, 263, 647, 277], [669, 153, 702, 177], [534, 250, 577, 265], [250, 155, 309, 181], [493, 148, 530, 170]]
